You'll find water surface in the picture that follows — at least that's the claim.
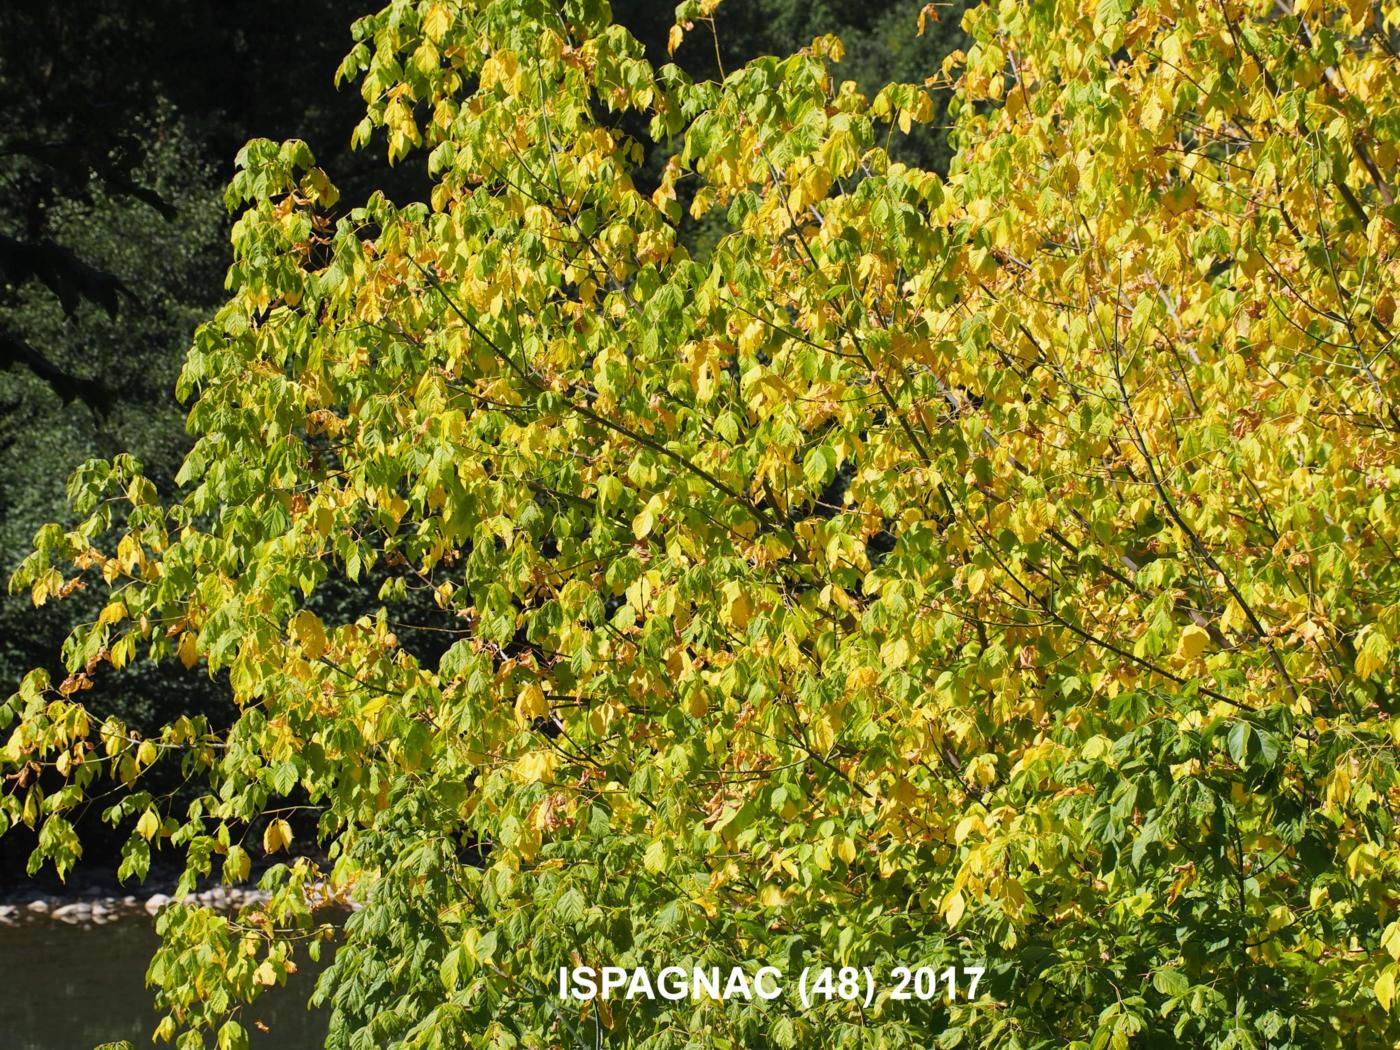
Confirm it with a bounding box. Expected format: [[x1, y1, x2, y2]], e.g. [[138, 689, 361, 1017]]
[[0, 918, 328, 1050]]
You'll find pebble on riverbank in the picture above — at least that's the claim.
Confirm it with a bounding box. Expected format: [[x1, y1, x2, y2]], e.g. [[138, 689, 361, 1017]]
[[0, 882, 356, 929]]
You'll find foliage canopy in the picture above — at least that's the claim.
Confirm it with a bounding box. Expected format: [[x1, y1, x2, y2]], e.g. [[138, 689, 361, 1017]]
[[7, 0, 1400, 1047]]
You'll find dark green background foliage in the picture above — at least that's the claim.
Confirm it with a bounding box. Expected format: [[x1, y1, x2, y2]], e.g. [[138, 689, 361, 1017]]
[[0, 0, 964, 881], [634, 0, 958, 171]]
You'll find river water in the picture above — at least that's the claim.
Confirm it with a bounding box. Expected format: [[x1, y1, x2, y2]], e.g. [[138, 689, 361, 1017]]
[[0, 917, 329, 1050]]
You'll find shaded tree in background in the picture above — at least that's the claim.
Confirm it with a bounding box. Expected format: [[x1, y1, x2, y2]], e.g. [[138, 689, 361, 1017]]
[[0, 0, 379, 881], [627, 0, 960, 170], [0, 0, 389, 406], [0, 111, 226, 725]]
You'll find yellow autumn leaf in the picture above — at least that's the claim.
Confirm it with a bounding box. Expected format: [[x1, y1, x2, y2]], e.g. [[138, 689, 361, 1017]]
[[917, 2, 940, 36], [290, 610, 327, 661], [516, 749, 558, 783], [515, 683, 549, 723], [722, 581, 752, 628], [423, 3, 453, 42], [1383, 922, 1400, 962], [262, 818, 293, 855], [846, 665, 878, 691], [226, 845, 252, 883], [97, 601, 127, 627], [643, 839, 668, 872], [943, 889, 966, 927], [136, 808, 160, 841], [1377, 967, 1396, 1013], [1355, 627, 1390, 680], [177, 631, 199, 670], [881, 636, 910, 668], [1177, 624, 1210, 661]]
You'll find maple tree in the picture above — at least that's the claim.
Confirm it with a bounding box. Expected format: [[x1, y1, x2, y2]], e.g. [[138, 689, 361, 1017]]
[[7, 0, 1400, 1047]]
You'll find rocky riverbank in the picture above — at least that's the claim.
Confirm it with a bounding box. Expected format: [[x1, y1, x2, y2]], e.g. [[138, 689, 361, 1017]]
[[0, 883, 276, 927], [1, 868, 356, 928], [0, 842, 356, 928]]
